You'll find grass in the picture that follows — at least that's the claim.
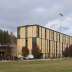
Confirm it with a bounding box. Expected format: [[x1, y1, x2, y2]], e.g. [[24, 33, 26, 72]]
[[0, 59, 72, 72]]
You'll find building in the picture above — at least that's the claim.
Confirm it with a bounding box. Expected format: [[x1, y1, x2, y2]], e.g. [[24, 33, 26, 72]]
[[17, 25, 72, 59], [0, 45, 16, 60]]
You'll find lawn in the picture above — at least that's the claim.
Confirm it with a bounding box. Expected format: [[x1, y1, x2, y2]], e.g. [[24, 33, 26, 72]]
[[0, 59, 72, 72]]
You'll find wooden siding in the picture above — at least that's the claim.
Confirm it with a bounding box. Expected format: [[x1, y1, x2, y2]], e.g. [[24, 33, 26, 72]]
[[19, 27, 25, 38]]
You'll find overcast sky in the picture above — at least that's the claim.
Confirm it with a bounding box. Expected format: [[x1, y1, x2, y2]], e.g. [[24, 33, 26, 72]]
[[0, 0, 72, 36]]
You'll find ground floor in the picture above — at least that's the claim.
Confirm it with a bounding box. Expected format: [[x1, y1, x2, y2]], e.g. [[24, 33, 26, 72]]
[[17, 37, 71, 59]]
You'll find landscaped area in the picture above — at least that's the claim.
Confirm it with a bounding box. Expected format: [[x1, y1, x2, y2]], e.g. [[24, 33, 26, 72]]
[[0, 59, 72, 72]]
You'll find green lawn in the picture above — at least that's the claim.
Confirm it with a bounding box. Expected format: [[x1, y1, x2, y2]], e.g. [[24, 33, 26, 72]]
[[0, 59, 72, 72]]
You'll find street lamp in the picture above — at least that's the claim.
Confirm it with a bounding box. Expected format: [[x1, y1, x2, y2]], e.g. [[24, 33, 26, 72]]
[[58, 12, 64, 33]]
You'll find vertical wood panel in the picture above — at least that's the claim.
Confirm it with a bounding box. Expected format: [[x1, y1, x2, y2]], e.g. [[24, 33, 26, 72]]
[[54, 41, 57, 57], [17, 39, 25, 56], [63, 34, 66, 44], [37, 38, 41, 50], [70, 37, 72, 45], [42, 28, 45, 39], [57, 42, 60, 57], [20, 27, 25, 38], [49, 30, 54, 40], [60, 33, 63, 43], [39, 27, 42, 38], [42, 39, 45, 53], [28, 38, 32, 50], [45, 40, 47, 53], [57, 32, 60, 42], [52, 41, 55, 57], [27, 27, 32, 37], [60, 42, 62, 57], [46, 29, 49, 39], [50, 40, 53, 57], [32, 26, 37, 37], [54, 32, 57, 41]]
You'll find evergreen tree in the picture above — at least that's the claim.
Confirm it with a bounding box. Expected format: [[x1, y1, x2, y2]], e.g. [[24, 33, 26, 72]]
[[0, 29, 16, 45]]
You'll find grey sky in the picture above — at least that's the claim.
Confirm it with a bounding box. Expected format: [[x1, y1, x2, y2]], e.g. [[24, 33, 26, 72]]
[[0, 0, 72, 35]]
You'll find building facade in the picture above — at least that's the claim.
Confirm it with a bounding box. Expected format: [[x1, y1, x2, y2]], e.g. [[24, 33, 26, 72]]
[[0, 45, 16, 60], [17, 25, 72, 59]]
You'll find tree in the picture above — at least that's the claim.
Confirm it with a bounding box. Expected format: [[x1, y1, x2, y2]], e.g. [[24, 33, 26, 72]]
[[32, 43, 42, 59], [22, 46, 29, 57], [63, 45, 72, 57], [0, 30, 10, 44], [63, 46, 69, 57], [0, 29, 16, 45], [9, 32, 17, 44], [68, 45, 72, 57]]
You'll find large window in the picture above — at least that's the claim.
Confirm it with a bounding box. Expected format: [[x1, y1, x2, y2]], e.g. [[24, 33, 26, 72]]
[[17, 27, 20, 38], [32, 37, 36, 46], [37, 26, 39, 37], [25, 38, 28, 48]]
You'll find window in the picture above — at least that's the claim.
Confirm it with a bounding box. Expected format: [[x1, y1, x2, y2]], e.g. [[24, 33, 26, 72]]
[[49, 40, 50, 57], [17, 27, 20, 38], [25, 27, 27, 38], [37, 26, 39, 37], [25, 38, 28, 48], [45, 29, 46, 39], [32, 37, 36, 45]]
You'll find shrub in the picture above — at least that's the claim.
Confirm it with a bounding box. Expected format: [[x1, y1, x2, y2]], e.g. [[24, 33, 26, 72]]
[[32, 43, 42, 59], [63, 45, 72, 57], [22, 47, 29, 57]]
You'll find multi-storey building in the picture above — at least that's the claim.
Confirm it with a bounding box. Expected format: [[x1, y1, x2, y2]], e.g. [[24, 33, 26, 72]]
[[17, 25, 72, 59]]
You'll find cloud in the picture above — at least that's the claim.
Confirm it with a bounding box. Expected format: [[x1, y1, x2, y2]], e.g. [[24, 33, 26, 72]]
[[33, 8, 48, 13], [0, 0, 71, 36], [45, 16, 72, 35]]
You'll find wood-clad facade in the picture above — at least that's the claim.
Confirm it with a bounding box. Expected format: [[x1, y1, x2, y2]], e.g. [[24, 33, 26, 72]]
[[17, 25, 72, 58]]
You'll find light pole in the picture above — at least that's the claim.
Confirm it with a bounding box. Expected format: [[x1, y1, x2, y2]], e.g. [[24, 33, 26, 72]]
[[58, 12, 64, 33], [58, 12, 64, 58]]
